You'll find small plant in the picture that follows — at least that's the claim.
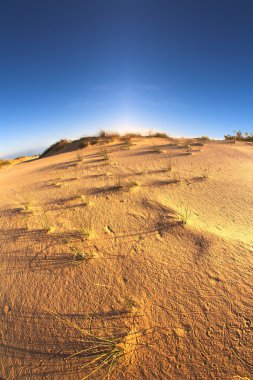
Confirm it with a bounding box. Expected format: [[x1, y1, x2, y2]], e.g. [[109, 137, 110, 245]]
[[114, 176, 138, 191], [123, 293, 137, 311], [164, 157, 172, 172], [75, 213, 96, 241], [127, 181, 139, 191], [20, 200, 33, 214], [52, 181, 62, 188], [185, 145, 192, 154], [201, 163, 211, 179], [115, 175, 123, 190], [121, 136, 133, 149], [71, 247, 95, 265], [79, 193, 90, 206], [99, 147, 110, 163], [49, 310, 136, 380], [176, 203, 191, 225], [172, 171, 180, 183], [16, 196, 34, 214], [42, 211, 55, 233], [152, 145, 162, 154], [76, 151, 83, 163]]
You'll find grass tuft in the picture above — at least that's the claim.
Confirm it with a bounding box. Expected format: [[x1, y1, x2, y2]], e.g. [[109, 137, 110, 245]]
[[71, 247, 95, 265], [176, 203, 191, 225]]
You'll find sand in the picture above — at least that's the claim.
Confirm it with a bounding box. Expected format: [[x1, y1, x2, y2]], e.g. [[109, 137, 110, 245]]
[[0, 137, 252, 379]]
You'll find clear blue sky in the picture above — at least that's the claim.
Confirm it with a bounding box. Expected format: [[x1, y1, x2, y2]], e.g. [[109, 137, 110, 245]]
[[1, 0, 253, 157]]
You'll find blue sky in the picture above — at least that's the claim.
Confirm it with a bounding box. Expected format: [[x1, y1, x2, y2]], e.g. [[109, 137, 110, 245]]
[[0, 0, 253, 157]]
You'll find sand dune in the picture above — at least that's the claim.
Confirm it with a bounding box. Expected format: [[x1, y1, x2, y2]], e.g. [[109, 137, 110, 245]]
[[0, 137, 252, 379]]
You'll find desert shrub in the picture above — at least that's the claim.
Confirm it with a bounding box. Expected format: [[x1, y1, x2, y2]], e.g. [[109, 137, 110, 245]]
[[151, 132, 168, 138], [152, 146, 162, 153], [76, 151, 83, 162], [164, 157, 172, 172], [98, 130, 119, 139], [99, 130, 106, 138], [224, 130, 253, 142], [123, 132, 141, 138], [185, 145, 192, 153], [197, 136, 210, 141], [120, 136, 133, 149], [99, 147, 110, 162], [0, 159, 10, 168], [79, 139, 89, 148]]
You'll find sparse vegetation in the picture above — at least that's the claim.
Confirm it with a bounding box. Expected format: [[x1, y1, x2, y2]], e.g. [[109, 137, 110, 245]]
[[40, 139, 70, 158], [120, 136, 133, 149], [99, 147, 110, 163], [197, 136, 210, 142], [79, 139, 89, 148], [224, 130, 253, 142], [150, 132, 168, 138]]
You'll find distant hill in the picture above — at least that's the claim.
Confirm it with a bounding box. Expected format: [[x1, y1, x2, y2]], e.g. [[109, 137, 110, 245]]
[[1, 147, 45, 160]]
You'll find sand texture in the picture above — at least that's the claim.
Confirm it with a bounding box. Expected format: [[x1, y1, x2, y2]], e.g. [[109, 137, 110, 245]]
[[0, 137, 252, 379]]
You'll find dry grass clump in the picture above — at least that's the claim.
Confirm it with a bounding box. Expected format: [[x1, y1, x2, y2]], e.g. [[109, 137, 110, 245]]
[[164, 157, 172, 172], [201, 163, 211, 179], [48, 310, 146, 380], [120, 136, 133, 149], [149, 132, 168, 138], [19, 200, 33, 214], [151, 145, 162, 154], [52, 181, 62, 188], [99, 147, 110, 163], [75, 214, 96, 241], [185, 145, 193, 154], [71, 247, 95, 265], [79, 139, 89, 149], [76, 151, 84, 163], [99, 130, 120, 140], [0, 159, 11, 168], [196, 136, 209, 142], [176, 203, 191, 224], [41, 211, 56, 233], [79, 193, 90, 206], [79, 136, 100, 147], [170, 171, 181, 184], [114, 176, 139, 191]]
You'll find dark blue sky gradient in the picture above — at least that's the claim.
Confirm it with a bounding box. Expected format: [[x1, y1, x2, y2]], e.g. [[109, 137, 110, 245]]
[[1, 0, 253, 156]]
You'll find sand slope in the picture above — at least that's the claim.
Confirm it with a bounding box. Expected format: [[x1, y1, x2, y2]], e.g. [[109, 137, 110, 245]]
[[0, 138, 252, 379]]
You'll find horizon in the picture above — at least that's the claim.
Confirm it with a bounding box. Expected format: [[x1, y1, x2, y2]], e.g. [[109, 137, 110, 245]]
[[1, 0, 253, 157]]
